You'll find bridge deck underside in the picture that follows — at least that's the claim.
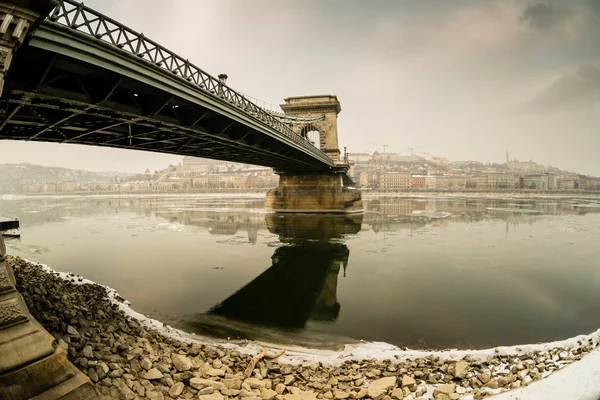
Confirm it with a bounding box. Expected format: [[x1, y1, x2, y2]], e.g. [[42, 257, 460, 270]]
[[0, 46, 330, 172]]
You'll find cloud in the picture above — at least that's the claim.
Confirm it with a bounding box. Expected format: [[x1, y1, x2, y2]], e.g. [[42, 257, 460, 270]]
[[588, 0, 600, 18], [520, 2, 572, 30], [526, 65, 600, 111]]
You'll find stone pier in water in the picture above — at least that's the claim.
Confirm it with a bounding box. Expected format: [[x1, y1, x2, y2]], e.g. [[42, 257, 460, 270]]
[[266, 172, 362, 213]]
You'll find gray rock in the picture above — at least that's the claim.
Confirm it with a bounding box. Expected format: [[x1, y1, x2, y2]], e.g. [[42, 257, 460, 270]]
[[119, 384, 136, 400], [171, 354, 193, 372], [334, 390, 350, 400], [433, 383, 456, 397], [88, 368, 99, 383], [479, 372, 491, 384], [198, 393, 224, 400], [284, 375, 296, 385], [223, 378, 242, 390], [275, 383, 286, 394], [141, 357, 153, 371], [143, 368, 163, 380], [261, 388, 278, 400], [483, 379, 499, 389], [223, 388, 241, 397], [146, 391, 165, 400], [82, 345, 94, 359], [498, 374, 516, 387], [206, 368, 225, 377], [141, 380, 155, 392], [108, 368, 123, 378], [132, 381, 145, 396], [367, 377, 396, 400], [67, 325, 79, 337], [353, 388, 368, 399], [190, 378, 226, 391], [390, 388, 403, 400], [401, 375, 416, 388], [453, 361, 468, 379], [197, 387, 215, 395], [245, 377, 267, 389], [130, 359, 142, 373]]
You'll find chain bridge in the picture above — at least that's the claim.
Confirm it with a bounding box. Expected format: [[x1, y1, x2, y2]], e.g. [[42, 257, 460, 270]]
[[0, 0, 343, 171], [0, 2, 362, 398]]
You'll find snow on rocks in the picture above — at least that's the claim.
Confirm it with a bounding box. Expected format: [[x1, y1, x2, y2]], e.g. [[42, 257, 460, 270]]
[[8, 256, 600, 399]]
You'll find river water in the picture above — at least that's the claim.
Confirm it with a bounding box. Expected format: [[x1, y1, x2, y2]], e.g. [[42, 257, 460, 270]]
[[1, 194, 600, 350]]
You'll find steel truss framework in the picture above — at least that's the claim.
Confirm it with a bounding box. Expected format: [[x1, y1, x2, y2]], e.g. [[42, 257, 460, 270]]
[[0, 39, 330, 171], [0, 0, 338, 171], [42, 0, 326, 154]]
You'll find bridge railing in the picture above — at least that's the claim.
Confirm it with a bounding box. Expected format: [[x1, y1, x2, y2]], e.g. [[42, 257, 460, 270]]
[[45, 0, 330, 162]]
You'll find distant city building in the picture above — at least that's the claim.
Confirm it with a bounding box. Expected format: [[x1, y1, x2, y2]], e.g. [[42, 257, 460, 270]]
[[522, 174, 549, 190], [548, 174, 557, 190], [487, 173, 519, 190], [425, 176, 436, 189], [60, 181, 77, 192], [379, 172, 410, 189], [467, 174, 488, 190], [557, 176, 577, 190], [505, 150, 546, 173], [430, 157, 449, 165], [358, 172, 369, 186], [410, 175, 427, 189], [347, 153, 371, 163]]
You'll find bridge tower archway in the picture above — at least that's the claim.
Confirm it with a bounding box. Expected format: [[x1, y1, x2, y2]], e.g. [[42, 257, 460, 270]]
[[299, 124, 322, 149], [280, 95, 342, 161]]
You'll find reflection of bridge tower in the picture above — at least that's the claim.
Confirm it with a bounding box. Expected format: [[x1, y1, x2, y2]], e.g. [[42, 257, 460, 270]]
[[310, 254, 348, 322], [209, 214, 361, 328], [209, 243, 349, 328]]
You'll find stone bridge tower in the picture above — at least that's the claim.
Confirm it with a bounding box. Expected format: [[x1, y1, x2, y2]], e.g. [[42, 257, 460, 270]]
[[266, 94, 362, 213], [280, 95, 342, 162]]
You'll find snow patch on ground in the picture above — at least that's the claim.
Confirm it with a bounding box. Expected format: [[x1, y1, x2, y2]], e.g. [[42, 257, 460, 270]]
[[473, 349, 600, 400]]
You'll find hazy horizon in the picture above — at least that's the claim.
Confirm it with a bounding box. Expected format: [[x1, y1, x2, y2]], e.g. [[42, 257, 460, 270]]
[[1, 0, 599, 175]]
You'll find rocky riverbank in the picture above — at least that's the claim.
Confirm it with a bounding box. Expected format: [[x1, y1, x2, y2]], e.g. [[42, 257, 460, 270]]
[[9, 256, 600, 400]]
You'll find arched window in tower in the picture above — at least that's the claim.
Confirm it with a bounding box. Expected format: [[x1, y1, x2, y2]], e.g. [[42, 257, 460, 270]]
[[301, 125, 321, 148]]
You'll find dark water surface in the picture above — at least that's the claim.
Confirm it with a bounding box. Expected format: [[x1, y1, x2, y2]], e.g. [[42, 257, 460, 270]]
[[2, 194, 600, 350]]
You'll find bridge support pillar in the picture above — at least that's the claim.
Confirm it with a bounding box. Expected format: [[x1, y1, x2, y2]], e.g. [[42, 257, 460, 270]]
[[0, 234, 104, 399], [0, 0, 57, 96], [266, 172, 363, 213]]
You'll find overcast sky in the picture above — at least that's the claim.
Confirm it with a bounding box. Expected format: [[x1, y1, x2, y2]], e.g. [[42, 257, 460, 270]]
[[2, 0, 600, 175]]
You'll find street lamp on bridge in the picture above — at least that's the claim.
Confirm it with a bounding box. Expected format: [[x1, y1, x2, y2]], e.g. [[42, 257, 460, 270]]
[[218, 73, 228, 96]]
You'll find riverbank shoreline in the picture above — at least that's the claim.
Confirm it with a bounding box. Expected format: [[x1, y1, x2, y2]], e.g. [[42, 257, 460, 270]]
[[7, 256, 600, 400]]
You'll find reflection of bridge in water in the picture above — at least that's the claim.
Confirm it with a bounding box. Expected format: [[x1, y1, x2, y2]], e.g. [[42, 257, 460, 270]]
[[2, 197, 600, 237], [208, 214, 362, 329], [2, 197, 600, 242]]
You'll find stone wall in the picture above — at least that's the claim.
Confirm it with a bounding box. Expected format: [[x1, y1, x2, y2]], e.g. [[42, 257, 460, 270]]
[[0, 232, 103, 399]]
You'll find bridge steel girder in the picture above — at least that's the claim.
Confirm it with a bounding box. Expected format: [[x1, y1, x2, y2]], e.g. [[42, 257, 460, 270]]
[[0, 19, 334, 172]]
